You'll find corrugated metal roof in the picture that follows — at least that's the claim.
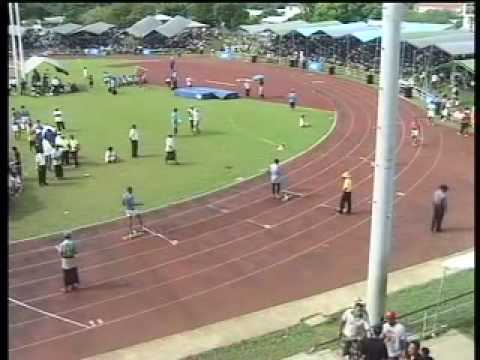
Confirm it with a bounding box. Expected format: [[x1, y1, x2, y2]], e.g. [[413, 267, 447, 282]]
[[51, 23, 82, 35], [454, 59, 474, 73], [77, 22, 115, 35], [156, 15, 191, 38], [127, 16, 163, 38], [407, 31, 474, 48], [240, 20, 309, 35], [435, 41, 474, 55]]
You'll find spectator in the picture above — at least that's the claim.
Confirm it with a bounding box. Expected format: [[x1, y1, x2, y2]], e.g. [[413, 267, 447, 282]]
[[361, 324, 389, 360], [11, 146, 22, 179], [35, 148, 48, 186], [53, 145, 64, 179], [339, 299, 370, 358], [382, 311, 407, 360], [406, 340, 424, 360], [69, 135, 80, 167], [105, 146, 118, 163], [165, 134, 179, 165], [53, 107, 65, 131]]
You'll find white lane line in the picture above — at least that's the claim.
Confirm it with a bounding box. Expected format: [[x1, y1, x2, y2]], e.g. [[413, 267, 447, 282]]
[[9, 297, 91, 329], [206, 204, 230, 214], [245, 219, 273, 229], [142, 227, 178, 246], [205, 80, 237, 87]]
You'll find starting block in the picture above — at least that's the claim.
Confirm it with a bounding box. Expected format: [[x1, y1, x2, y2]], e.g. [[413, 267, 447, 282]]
[[122, 229, 145, 240], [281, 190, 305, 201]]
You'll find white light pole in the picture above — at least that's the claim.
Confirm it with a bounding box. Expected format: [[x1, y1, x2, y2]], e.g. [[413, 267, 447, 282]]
[[9, 3, 19, 84], [366, 2, 405, 326], [14, 2, 25, 79]]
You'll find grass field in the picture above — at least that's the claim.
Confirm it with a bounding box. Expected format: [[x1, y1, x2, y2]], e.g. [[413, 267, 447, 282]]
[[187, 269, 474, 360], [9, 58, 334, 240]]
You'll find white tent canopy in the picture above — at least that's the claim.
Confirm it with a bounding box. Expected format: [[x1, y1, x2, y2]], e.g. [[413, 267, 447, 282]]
[[24, 56, 69, 75], [442, 251, 474, 272]]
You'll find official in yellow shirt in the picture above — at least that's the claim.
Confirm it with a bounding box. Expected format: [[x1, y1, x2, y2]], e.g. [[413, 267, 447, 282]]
[[338, 171, 352, 214]]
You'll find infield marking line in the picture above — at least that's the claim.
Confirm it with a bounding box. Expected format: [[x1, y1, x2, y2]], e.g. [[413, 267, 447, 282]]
[[9, 297, 91, 329], [206, 204, 230, 214]]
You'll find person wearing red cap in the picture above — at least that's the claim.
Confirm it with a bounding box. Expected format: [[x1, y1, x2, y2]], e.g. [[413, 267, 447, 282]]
[[382, 311, 406, 360]]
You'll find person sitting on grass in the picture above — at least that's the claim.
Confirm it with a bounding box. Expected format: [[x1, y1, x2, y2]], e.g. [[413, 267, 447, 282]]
[[105, 146, 118, 163], [299, 114, 310, 128], [165, 135, 179, 165]]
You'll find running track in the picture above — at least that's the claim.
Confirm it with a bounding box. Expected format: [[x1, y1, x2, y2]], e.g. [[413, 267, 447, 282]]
[[9, 57, 474, 359]]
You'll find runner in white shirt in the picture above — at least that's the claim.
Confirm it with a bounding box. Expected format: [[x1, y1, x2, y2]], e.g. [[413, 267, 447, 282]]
[[186, 76, 192, 87], [382, 312, 407, 360]]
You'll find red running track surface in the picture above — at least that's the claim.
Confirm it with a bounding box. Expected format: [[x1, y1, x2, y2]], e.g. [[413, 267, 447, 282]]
[[9, 57, 474, 359]]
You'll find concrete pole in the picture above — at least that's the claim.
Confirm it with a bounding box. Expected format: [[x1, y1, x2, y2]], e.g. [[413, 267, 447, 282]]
[[366, 3, 405, 326], [9, 3, 19, 84], [15, 3, 25, 79]]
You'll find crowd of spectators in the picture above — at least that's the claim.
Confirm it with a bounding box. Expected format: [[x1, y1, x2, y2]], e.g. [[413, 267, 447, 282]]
[[334, 299, 437, 360]]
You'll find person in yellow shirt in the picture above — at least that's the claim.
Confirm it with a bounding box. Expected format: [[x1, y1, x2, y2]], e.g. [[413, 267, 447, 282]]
[[338, 171, 352, 214]]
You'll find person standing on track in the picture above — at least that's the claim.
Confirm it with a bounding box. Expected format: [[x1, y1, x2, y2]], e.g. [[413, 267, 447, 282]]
[[410, 119, 420, 147], [431, 184, 449, 232], [56, 231, 80, 293], [244, 81, 251, 97], [288, 89, 298, 110], [129, 124, 139, 158], [258, 78, 265, 98], [338, 171, 353, 214], [122, 186, 144, 237], [269, 159, 283, 199]]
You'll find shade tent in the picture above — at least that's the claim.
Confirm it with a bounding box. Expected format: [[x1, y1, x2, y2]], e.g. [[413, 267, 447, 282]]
[[434, 41, 475, 56], [126, 16, 163, 38], [76, 22, 115, 35], [407, 31, 474, 49], [455, 59, 475, 73], [23, 56, 69, 75], [156, 15, 192, 38], [50, 23, 82, 35], [240, 20, 309, 35]]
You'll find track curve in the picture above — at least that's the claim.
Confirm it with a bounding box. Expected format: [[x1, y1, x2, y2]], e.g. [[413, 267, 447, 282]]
[[9, 57, 473, 360]]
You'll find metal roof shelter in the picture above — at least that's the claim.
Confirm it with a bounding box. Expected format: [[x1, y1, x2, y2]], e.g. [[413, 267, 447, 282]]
[[126, 16, 163, 38], [76, 22, 115, 35], [406, 31, 474, 48], [156, 16, 192, 38], [50, 23, 82, 35], [240, 20, 309, 35], [434, 41, 474, 56], [454, 59, 474, 73]]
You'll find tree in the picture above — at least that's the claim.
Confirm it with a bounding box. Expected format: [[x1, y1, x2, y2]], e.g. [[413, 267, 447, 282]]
[[159, 3, 190, 18], [190, 3, 217, 26], [405, 9, 460, 24], [312, 3, 382, 23], [214, 3, 249, 29]]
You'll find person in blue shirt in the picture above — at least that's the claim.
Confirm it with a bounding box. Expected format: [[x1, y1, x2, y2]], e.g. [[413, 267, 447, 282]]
[[171, 108, 180, 135], [122, 186, 144, 237]]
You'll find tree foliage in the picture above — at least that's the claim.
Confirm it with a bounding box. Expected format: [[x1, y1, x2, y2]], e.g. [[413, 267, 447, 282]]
[[312, 3, 382, 22], [190, 3, 217, 26], [214, 3, 249, 29], [405, 9, 460, 24]]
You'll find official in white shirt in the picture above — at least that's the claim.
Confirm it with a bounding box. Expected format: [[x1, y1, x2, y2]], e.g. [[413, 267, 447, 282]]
[[129, 124, 139, 158], [53, 108, 65, 131], [35, 149, 48, 186], [193, 108, 201, 134]]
